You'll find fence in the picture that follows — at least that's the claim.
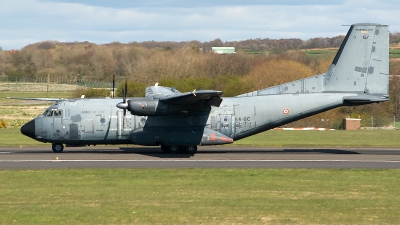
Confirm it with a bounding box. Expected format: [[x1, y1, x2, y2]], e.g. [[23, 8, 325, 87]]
[[360, 116, 398, 129], [0, 77, 112, 92]]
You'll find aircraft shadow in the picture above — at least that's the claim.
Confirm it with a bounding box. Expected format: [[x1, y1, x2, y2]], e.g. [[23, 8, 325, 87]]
[[194, 149, 361, 155], [15, 147, 364, 158], [119, 147, 195, 158], [118, 147, 361, 158]]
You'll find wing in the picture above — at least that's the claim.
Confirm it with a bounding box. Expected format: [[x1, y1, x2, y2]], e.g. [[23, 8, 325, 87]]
[[145, 85, 223, 107], [159, 90, 223, 107]]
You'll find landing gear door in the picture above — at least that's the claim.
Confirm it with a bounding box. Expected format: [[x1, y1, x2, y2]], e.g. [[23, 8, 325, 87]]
[[219, 115, 232, 137]]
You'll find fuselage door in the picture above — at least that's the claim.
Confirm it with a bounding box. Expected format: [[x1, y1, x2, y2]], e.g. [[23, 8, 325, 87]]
[[84, 119, 94, 133], [219, 115, 232, 137], [210, 114, 218, 130]]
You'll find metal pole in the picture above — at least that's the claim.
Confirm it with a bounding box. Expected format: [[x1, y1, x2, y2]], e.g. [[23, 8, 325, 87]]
[[394, 116, 396, 129], [47, 70, 49, 97]]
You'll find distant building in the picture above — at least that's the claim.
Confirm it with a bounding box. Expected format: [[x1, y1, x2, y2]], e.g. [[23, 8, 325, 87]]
[[211, 47, 236, 54]]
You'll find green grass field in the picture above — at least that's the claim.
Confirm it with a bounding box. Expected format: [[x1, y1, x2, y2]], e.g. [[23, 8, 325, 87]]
[[390, 48, 400, 58], [1, 169, 399, 224], [303, 48, 400, 59], [302, 49, 337, 59], [234, 129, 400, 148]]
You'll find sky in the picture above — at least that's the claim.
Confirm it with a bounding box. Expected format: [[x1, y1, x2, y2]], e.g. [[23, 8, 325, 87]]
[[1, 0, 399, 50]]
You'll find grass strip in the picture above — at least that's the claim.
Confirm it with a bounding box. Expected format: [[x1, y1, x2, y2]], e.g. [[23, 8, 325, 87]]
[[0, 169, 399, 224], [233, 130, 400, 148], [0, 128, 47, 146]]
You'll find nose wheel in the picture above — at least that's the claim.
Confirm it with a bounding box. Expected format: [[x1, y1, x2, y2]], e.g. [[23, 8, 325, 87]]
[[52, 143, 64, 153]]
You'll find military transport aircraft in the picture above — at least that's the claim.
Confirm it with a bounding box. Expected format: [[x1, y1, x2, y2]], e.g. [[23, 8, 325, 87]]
[[20, 23, 389, 154]]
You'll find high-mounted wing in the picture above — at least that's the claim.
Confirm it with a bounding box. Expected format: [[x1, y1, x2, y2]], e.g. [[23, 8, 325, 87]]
[[117, 84, 224, 116], [145, 85, 223, 107], [159, 90, 223, 107]]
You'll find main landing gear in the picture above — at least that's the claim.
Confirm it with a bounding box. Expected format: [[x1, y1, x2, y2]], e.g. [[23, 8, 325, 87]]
[[52, 143, 64, 153], [160, 145, 197, 154]]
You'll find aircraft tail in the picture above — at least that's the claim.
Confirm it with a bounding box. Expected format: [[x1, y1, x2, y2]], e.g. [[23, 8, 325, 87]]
[[324, 23, 389, 96], [236, 23, 389, 99]]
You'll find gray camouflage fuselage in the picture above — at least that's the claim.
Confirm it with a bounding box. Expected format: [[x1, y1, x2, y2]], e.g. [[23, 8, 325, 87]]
[[21, 23, 390, 153]]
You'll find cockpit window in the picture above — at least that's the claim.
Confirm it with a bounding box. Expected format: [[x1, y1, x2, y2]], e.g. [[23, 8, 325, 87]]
[[44, 109, 62, 117], [45, 110, 53, 116], [54, 110, 62, 117]]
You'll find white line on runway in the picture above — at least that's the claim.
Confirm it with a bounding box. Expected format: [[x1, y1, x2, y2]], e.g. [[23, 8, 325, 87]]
[[0, 152, 10, 154], [1, 159, 400, 163]]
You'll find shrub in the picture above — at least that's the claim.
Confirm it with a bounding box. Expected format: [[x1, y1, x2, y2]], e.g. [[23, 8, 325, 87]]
[[0, 119, 7, 129]]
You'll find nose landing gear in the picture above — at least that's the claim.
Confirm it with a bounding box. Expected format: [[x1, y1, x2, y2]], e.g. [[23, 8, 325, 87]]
[[52, 143, 64, 153]]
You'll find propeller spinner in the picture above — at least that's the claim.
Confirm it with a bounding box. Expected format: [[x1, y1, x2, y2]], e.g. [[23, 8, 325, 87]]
[[116, 80, 128, 116]]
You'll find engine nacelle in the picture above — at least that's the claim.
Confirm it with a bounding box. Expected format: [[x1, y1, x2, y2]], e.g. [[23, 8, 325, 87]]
[[127, 99, 185, 116]]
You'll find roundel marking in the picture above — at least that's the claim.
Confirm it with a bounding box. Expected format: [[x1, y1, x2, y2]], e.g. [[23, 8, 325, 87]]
[[282, 108, 290, 115]]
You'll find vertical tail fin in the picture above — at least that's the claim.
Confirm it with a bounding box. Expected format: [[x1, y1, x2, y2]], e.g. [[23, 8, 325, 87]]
[[324, 23, 389, 95]]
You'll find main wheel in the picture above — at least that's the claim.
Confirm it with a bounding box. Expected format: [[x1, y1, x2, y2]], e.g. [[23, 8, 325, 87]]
[[167, 146, 181, 154], [183, 145, 197, 154], [52, 143, 64, 153], [160, 145, 168, 153]]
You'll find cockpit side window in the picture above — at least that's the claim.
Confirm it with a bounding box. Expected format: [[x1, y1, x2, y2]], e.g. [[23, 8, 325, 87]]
[[46, 110, 53, 117], [54, 109, 62, 117], [44, 109, 62, 117]]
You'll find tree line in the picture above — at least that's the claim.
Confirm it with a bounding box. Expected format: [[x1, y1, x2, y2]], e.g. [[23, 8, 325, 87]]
[[1, 34, 400, 128]]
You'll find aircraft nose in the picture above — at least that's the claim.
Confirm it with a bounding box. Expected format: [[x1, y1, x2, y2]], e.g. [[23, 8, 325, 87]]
[[21, 119, 35, 139]]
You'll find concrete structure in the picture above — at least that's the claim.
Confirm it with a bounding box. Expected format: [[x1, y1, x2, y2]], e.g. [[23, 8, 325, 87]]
[[343, 118, 361, 130]]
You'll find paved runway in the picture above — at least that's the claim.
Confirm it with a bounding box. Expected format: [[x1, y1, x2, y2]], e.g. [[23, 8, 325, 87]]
[[1, 145, 400, 169]]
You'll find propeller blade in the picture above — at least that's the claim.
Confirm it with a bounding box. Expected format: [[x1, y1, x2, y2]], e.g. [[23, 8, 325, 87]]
[[116, 80, 129, 113], [123, 80, 127, 103], [116, 80, 130, 117], [112, 75, 115, 98], [124, 80, 128, 116]]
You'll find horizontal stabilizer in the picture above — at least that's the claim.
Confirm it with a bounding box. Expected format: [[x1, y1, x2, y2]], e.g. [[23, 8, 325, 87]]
[[343, 95, 390, 105]]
